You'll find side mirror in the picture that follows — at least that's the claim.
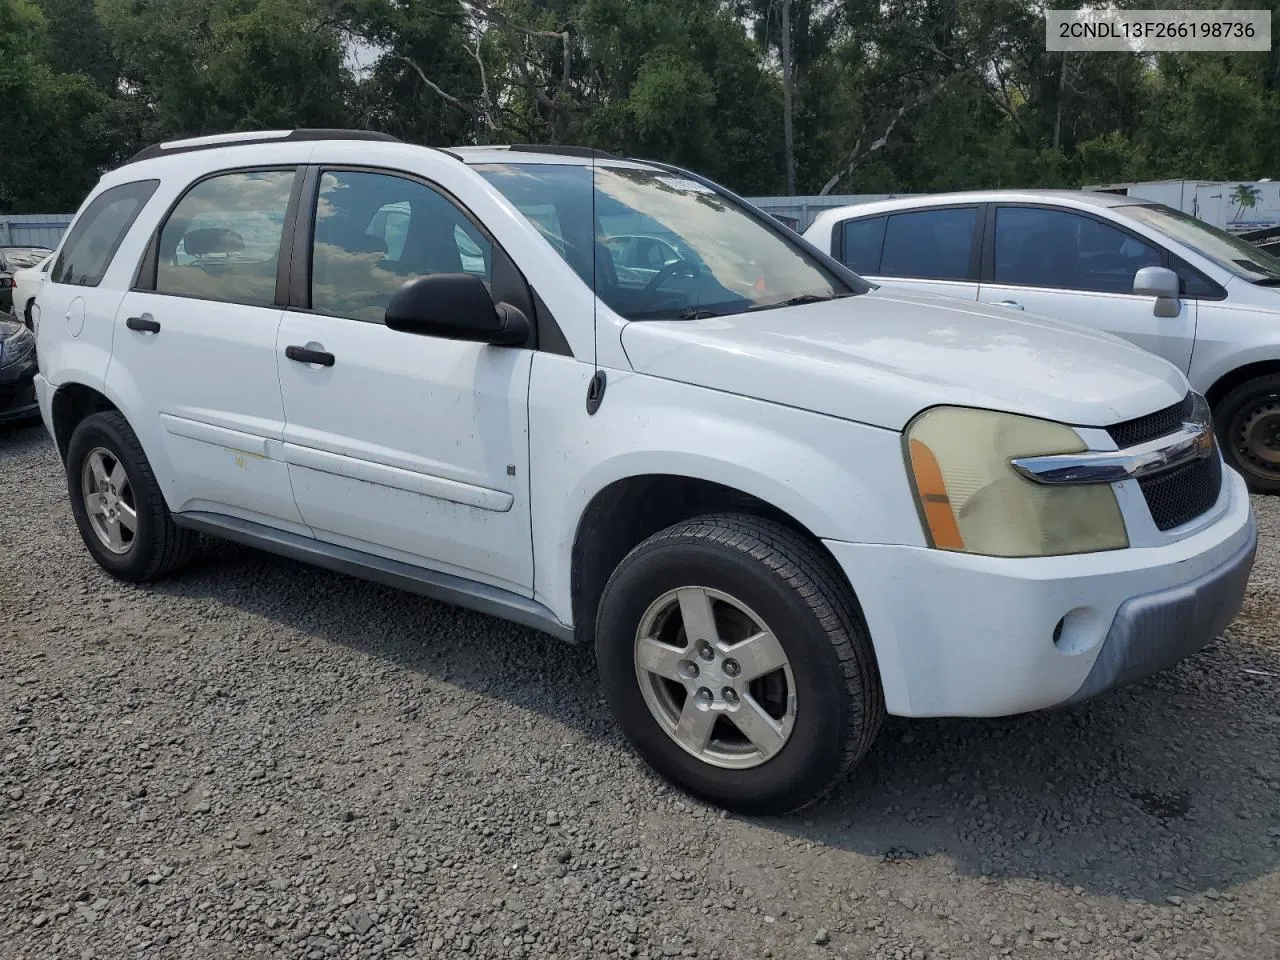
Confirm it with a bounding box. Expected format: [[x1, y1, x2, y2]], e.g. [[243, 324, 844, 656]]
[[384, 273, 529, 346], [1133, 266, 1181, 318]]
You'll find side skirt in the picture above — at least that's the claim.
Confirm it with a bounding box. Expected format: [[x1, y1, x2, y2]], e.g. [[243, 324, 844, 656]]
[[173, 510, 575, 643]]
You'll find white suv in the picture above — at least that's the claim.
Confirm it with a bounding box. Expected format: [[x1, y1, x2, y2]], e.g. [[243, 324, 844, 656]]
[[34, 131, 1256, 814], [804, 191, 1280, 494]]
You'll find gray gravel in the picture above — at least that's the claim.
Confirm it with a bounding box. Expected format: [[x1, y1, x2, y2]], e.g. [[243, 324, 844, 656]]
[[2, 419, 1278, 960]]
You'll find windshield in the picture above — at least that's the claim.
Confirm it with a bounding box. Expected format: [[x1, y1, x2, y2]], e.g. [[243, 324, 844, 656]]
[[1124, 203, 1280, 283], [476, 162, 852, 320]]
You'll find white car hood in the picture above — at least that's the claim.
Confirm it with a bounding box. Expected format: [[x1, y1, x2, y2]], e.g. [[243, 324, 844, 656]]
[[620, 290, 1188, 431]]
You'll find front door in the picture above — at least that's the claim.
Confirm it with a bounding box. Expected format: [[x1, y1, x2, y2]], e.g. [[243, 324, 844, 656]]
[[275, 167, 534, 593], [977, 204, 1197, 372]]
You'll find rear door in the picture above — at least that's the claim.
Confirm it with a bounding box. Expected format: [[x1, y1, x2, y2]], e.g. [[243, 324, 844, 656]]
[[977, 204, 1197, 372], [831, 205, 982, 301], [109, 167, 307, 530]]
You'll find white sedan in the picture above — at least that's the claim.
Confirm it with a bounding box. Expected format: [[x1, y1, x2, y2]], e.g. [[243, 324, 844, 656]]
[[10, 250, 54, 329], [804, 190, 1280, 493]]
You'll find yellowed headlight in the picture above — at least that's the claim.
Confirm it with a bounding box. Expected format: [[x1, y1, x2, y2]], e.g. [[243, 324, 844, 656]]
[[905, 407, 1128, 557]]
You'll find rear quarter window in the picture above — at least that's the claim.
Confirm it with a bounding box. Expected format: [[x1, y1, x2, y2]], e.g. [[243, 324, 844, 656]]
[[839, 216, 886, 274], [52, 180, 159, 287]]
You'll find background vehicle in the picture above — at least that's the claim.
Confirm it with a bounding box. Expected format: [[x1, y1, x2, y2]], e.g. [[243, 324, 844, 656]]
[[1, 246, 52, 317], [0, 315, 38, 422], [33, 132, 1255, 814], [805, 191, 1280, 493], [11, 253, 53, 329], [1239, 225, 1280, 258]]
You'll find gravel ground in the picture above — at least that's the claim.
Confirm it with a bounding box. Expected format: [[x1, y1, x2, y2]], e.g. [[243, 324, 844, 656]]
[[2, 419, 1278, 960]]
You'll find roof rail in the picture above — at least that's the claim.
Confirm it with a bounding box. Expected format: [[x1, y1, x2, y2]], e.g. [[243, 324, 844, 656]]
[[126, 129, 401, 165], [450, 144, 617, 160]]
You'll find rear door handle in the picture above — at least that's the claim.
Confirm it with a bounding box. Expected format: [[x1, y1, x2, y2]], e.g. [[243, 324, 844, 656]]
[[995, 299, 1024, 311], [285, 345, 335, 367], [126, 315, 161, 333]]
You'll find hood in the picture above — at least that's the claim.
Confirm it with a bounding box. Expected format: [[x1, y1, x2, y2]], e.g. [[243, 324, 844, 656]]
[[620, 290, 1188, 432], [0, 316, 22, 339]]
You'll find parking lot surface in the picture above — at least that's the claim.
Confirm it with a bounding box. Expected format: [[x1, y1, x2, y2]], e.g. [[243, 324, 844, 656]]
[[2, 419, 1278, 960]]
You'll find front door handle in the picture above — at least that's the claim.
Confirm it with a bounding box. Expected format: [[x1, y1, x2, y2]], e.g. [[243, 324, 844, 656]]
[[995, 299, 1024, 310], [285, 345, 335, 367], [126, 315, 161, 333]]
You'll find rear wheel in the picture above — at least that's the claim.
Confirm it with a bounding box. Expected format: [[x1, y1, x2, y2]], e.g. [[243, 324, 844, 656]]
[[1216, 374, 1280, 495], [595, 513, 884, 815], [66, 411, 196, 581]]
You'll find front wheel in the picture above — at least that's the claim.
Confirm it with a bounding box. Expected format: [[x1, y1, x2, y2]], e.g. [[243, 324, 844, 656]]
[[1216, 374, 1280, 495], [595, 513, 884, 815]]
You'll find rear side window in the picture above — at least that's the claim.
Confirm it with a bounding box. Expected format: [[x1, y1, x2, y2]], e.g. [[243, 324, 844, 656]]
[[880, 208, 978, 281], [156, 169, 296, 308], [52, 180, 158, 287], [839, 216, 886, 274]]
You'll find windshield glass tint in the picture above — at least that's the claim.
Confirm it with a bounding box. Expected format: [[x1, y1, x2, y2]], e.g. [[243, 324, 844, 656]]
[[476, 162, 847, 320], [1124, 203, 1280, 282]]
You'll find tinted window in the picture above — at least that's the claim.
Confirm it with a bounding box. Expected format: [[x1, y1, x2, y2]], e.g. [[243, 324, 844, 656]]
[[52, 180, 158, 287], [880, 208, 977, 281], [839, 216, 886, 274], [994, 207, 1162, 293], [1172, 255, 1223, 298], [311, 170, 493, 323], [156, 170, 295, 307]]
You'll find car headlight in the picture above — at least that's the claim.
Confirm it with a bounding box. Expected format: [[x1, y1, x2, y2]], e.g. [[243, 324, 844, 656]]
[[0, 327, 35, 370], [905, 406, 1128, 557]]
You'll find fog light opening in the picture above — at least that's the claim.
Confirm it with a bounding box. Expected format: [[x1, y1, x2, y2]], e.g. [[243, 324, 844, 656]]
[[1053, 607, 1104, 656]]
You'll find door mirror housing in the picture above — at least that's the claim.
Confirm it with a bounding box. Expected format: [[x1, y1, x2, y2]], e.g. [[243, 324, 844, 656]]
[[384, 273, 530, 345], [1133, 266, 1181, 318]]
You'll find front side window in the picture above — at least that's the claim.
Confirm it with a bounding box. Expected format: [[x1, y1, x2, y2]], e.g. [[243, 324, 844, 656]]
[[880, 208, 978, 281], [52, 180, 158, 287], [310, 170, 493, 323], [156, 170, 295, 307], [476, 162, 853, 321], [994, 206, 1161, 293]]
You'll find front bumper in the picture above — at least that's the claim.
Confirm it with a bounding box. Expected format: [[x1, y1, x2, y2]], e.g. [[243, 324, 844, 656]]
[[824, 468, 1257, 718]]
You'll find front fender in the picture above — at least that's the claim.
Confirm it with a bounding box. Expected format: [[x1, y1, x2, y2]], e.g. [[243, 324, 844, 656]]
[[528, 357, 924, 625]]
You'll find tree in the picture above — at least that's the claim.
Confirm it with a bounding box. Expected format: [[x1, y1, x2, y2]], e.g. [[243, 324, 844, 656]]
[[0, 0, 109, 211]]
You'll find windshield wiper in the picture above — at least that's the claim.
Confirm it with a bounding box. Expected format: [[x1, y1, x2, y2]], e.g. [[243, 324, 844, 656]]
[[746, 292, 851, 312], [1251, 277, 1280, 286], [672, 308, 722, 320]]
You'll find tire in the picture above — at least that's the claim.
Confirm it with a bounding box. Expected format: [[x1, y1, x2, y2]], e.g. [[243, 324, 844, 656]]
[[1214, 374, 1280, 495], [66, 411, 196, 581], [595, 513, 884, 815]]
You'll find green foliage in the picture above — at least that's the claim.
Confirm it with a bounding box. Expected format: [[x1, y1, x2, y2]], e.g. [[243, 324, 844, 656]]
[[4, 0, 1280, 212]]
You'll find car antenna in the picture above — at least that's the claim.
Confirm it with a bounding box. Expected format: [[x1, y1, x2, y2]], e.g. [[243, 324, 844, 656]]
[[586, 147, 607, 415]]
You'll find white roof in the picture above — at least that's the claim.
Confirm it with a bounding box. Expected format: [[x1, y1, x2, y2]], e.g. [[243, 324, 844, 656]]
[[804, 189, 1151, 237]]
